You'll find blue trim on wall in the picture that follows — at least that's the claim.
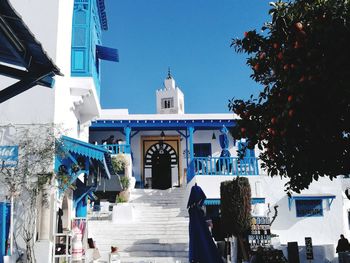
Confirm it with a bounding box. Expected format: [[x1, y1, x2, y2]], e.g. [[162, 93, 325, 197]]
[[204, 197, 265, 206], [288, 195, 335, 211], [91, 119, 236, 131]]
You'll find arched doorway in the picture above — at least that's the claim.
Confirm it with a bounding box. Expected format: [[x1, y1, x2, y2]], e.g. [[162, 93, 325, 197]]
[[144, 142, 178, 189]]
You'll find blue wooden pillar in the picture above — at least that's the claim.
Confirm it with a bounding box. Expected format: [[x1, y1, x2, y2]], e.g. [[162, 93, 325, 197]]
[[0, 202, 6, 261], [124, 126, 131, 145], [185, 129, 189, 167], [76, 195, 88, 218], [187, 127, 195, 182], [188, 126, 194, 160]]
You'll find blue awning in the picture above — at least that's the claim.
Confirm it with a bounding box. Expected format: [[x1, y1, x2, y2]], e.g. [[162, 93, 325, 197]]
[[96, 45, 119, 62], [204, 197, 265, 206], [61, 135, 108, 162], [0, 0, 61, 103], [288, 194, 336, 210]]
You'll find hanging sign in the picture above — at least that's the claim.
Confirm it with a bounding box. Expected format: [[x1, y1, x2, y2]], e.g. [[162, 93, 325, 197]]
[[249, 216, 271, 250], [305, 237, 314, 260], [0, 146, 18, 167]]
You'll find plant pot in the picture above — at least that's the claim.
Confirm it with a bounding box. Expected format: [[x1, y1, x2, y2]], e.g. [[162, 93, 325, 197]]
[[119, 190, 130, 202]]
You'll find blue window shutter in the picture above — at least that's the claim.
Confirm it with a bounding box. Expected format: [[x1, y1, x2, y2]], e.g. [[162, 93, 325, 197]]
[[96, 45, 119, 62], [71, 1, 90, 75], [73, 27, 87, 46], [72, 50, 85, 71], [74, 8, 87, 24]]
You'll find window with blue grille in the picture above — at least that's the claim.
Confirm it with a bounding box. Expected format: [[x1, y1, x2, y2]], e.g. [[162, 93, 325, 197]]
[[71, 0, 102, 77], [295, 199, 323, 217]]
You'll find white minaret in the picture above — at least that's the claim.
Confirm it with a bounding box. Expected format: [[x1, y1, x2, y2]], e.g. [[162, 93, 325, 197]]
[[156, 69, 185, 114]]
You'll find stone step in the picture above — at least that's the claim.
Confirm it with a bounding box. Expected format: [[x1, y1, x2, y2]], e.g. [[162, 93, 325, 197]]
[[89, 222, 188, 227], [112, 251, 188, 258], [120, 256, 188, 263], [90, 238, 189, 245], [91, 235, 188, 240], [131, 197, 186, 200], [130, 202, 185, 206], [89, 225, 189, 231], [89, 187, 189, 262], [96, 243, 189, 252], [95, 255, 188, 263]]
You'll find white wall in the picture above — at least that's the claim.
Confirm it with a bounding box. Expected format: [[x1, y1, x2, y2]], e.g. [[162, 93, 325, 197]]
[[10, 0, 60, 62], [156, 87, 185, 114], [0, 0, 59, 124], [1, 0, 94, 141]]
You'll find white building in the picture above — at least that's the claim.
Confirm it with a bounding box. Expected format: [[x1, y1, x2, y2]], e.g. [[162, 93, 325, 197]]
[[90, 73, 350, 263], [0, 0, 349, 262], [0, 0, 119, 262]]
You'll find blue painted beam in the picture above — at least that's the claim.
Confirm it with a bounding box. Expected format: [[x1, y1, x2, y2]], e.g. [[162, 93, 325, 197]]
[[176, 130, 188, 138], [187, 127, 195, 183], [185, 129, 189, 167], [0, 70, 55, 104], [91, 119, 236, 131], [131, 130, 140, 138], [188, 127, 194, 160], [204, 198, 265, 206], [76, 195, 88, 217], [124, 126, 131, 145]]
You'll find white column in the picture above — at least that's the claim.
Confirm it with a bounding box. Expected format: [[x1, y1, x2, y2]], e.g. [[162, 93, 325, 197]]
[[39, 186, 52, 240]]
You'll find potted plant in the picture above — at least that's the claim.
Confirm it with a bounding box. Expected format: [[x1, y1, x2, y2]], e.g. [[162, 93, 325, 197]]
[[116, 195, 127, 204], [111, 154, 129, 174], [118, 176, 130, 202]]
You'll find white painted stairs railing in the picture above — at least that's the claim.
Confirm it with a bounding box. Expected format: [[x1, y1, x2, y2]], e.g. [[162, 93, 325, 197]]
[[88, 187, 189, 263]]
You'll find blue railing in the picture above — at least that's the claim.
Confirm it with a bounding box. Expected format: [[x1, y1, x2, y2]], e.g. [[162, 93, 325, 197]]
[[100, 144, 130, 154], [187, 157, 259, 182]]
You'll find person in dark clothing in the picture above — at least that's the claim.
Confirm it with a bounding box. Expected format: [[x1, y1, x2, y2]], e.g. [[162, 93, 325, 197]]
[[337, 234, 350, 253], [337, 234, 350, 263], [57, 209, 63, 233]]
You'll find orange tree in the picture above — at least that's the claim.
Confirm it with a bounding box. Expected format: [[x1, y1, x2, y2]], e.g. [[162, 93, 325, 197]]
[[229, 0, 350, 192]]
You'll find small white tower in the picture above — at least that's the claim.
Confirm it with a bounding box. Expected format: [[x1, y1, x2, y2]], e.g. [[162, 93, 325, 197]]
[[156, 69, 185, 114]]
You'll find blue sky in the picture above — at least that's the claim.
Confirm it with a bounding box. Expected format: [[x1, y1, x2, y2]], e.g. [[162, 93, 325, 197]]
[[100, 0, 271, 114]]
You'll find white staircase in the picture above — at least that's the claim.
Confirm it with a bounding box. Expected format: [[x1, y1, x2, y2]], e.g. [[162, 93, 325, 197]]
[[88, 187, 189, 263]]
